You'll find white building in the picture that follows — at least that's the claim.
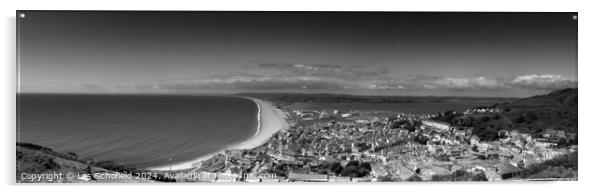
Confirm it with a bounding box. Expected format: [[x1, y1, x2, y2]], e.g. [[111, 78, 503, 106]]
[[421, 119, 451, 131]]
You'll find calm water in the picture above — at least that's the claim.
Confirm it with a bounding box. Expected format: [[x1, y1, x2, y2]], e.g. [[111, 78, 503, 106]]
[[17, 94, 258, 168]]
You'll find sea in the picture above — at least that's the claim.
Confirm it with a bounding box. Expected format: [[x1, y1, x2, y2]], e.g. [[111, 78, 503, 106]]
[[17, 94, 258, 169], [17, 94, 492, 169]]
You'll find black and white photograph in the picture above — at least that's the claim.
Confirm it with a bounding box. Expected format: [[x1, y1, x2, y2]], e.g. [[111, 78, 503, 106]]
[[14, 10, 579, 184]]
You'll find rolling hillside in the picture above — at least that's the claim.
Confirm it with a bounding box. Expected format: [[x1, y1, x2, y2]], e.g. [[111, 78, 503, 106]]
[[17, 142, 161, 183], [434, 88, 577, 142]]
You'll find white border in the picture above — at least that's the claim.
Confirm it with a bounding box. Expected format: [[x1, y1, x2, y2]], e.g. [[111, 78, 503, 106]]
[[2, 1, 601, 194]]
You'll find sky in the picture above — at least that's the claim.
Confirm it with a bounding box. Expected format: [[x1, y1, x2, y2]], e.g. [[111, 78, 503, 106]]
[[18, 11, 577, 97]]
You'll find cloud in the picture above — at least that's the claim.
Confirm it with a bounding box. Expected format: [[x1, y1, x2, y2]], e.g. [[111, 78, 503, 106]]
[[381, 74, 576, 92], [371, 75, 503, 91], [510, 74, 577, 90], [20, 62, 576, 96], [431, 76, 503, 90], [146, 73, 575, 94], [155, 75, 352, 92], [171, 63, 573, 93], [250, 63, 388, 80]]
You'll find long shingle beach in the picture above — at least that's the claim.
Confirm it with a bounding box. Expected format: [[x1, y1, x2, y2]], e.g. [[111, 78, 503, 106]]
[[147, 97, 288, 170]]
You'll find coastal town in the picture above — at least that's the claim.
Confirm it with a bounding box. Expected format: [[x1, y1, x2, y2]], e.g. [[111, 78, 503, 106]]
[[164, 98, 578, 182], [14, 10, 581, 187]]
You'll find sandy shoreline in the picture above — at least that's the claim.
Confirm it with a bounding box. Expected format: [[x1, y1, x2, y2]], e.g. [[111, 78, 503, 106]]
[[147, 96, 288, 170]]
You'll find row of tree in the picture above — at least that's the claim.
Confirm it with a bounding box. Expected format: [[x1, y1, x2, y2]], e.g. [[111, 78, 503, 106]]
[[316, 160, 372, 178]]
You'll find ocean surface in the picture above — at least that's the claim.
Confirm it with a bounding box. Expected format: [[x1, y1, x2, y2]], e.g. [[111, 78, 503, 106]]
[[17, 94, 258, 168]]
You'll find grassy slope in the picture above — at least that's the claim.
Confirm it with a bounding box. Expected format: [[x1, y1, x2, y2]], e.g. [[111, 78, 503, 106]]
[[502, 88, 578, 132], [518, 151, 578, 179], [17, 142, 155, 183], [436, 88, 577, 140]]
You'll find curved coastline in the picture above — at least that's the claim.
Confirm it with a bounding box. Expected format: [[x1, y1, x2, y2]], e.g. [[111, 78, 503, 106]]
[[147, 96, 288, 170]]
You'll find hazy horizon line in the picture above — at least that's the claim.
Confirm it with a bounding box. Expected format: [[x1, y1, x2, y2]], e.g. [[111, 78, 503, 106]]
[[18, 89, 580, 99]]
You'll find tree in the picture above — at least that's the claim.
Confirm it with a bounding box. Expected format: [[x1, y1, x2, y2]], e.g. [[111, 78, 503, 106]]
[[431, 170, 487, 181], [340, 166, 358, 177], [474, 127, 501, 141], [413, 135, 429, 145], [389, 121, 403, 129], [339, 161, 372, 177], [328, 162, 343, 175], [406, 174, 423, 182], [492, 114, 501, 120], [357, 167, 371, 177], [472, 145, 479, 152], [406, 125, 417, 132], [479, 116, 490, 123], [472, 172, 488, 181], [523, 112, 538, 121], [463, 116, 475, 126], [346, 160, 360, 168], [517, 160, 525, 169], [359, 162, 372, 171], [414, 168, 421, 174], [513, 115, 525, 123], [378, 174, 397, 182], [519, 151, 577, 179]]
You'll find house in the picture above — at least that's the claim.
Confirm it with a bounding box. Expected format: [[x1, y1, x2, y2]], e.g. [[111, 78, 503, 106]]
[[393, 165, 416, 180], [477, 143, 491, 152], [484, 170, 501, 181], [534, 139, 557, 148], [328, 176, 351, 182], [450, 147, 465, 157], [470, 137, 480, 145], [260, 178, 282, 182], [422, 119, 451, 131], [351, 177, 374, 182], [455, 130, 467, 137], [496, 163, 522, 179], [288, 173, 328, 182], [319, 111, 333, 119]]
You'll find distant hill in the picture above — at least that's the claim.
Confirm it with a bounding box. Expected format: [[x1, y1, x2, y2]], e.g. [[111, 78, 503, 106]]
[[237, 92, 514, 105], [16, 142, 170, 183], [508, 88, 577, 108], [501, 88, 577, 132], [431, 88, 577, 142]]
